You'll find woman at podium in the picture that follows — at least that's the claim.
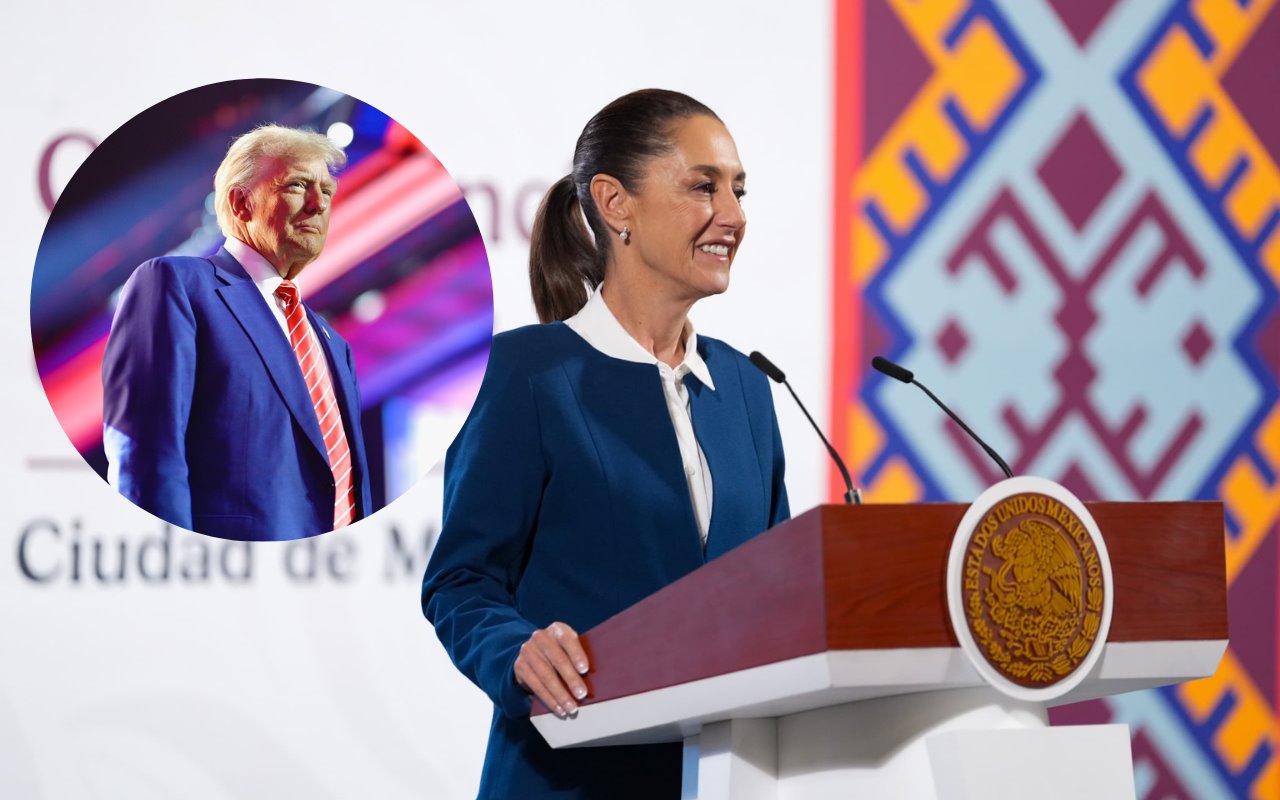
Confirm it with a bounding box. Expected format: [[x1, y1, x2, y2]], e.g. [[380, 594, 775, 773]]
[[422, 89, 790, 799]]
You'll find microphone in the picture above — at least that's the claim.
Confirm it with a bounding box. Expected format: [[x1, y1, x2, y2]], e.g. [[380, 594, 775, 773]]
[[749, 351, 862, 505], [871, 355, 1013, 479]]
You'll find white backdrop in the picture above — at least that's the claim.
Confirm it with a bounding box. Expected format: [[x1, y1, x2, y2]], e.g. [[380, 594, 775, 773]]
[[2, 3, 833, 797]]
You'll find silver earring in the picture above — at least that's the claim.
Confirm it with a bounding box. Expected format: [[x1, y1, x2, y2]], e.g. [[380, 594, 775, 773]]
[[620, 225, 630, 243]]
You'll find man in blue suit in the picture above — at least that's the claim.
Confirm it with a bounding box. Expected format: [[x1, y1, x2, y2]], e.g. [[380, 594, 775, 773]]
[[102, 125, 371, 541]]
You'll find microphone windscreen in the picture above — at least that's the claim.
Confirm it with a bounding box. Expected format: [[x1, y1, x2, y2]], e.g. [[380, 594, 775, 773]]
[[871, 355, 914, 383], [748, 351, 786, 383]]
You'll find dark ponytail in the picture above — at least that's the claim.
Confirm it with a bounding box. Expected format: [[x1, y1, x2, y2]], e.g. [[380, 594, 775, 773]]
[[529, 175, 602, 324], [528, 89, 720, 322]]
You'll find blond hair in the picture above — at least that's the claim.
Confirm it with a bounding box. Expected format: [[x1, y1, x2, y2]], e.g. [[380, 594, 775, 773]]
[[213, 124, 347, 236]]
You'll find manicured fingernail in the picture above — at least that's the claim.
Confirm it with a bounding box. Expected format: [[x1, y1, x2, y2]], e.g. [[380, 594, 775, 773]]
[[555, 705, 565, 717], [576, 661, 588, 673], [574, 686, 587, 699], [564, 701, 577, 713]]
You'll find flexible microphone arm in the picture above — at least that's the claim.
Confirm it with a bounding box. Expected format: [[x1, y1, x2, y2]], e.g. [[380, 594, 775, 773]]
[[750, 351, 862, 505], [871, 356, 1014, 480]]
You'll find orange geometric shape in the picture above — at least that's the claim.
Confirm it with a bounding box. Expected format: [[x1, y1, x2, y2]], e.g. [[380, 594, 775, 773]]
[[1219, 458, 1280, 585], [862, 456, 924, 503], [1192, 0, 1251, 59], [914, 107, 968, 185], [890, 0, 969, 57], [1226, 166, 1280, 240], [1219, 0, 1280, 162], [1251, 755, 1278, 800], [848, 402, 886, 475], [852, 214, 888, 283], [1190, 112, 1246, 189], [949, 18, 1021, 130], [864, 155, 930, 233], [1261, 225, 1280, 286], [1136, 28, 1212, 137], [1180, 654, 1229, 718], [1176, 649, 1278, 787]]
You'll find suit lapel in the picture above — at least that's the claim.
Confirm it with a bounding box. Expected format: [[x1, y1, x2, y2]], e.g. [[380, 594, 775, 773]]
[[210, 248, 329, 461], [690, 344, 766, 558]]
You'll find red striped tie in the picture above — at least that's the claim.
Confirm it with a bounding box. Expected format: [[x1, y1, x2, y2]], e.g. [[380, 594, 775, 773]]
[[275, 281, 356, 529]]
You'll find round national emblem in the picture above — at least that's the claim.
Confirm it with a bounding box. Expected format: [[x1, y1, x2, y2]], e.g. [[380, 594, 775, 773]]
[[946, 476, 1113, 701]]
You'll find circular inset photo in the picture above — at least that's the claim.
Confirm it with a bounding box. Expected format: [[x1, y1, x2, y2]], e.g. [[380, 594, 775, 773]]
[[30, 79, 493, 541]]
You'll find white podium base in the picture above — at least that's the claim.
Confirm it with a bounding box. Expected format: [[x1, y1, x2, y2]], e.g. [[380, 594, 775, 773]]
[[681, 689, 1135, 800]]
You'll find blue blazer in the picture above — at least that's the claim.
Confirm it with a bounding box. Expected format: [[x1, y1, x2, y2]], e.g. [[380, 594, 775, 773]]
[[101, 247, 372, 540], [422, 323, 789, 799]]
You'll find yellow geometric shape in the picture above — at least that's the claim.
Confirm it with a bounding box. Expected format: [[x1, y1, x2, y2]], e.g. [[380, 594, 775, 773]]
[[842, 2, 1033, 519], [852, 0, 1032, 262], [1190, 112, 1245, 189], [1215, 679, 1272, 772], [948, 18, 1020, 132], [852, 214, 888, 284], [848, 402, 885, 475], [1225, 165, 1280, 240], [1221, 463, 1276, 585], [1261, 401, 1280, 471], [1249, 752, 1280, 793], [1192, 0, 1249, 59], [890, 0, 968, 59], [1251, 756, 1278, 800], [862, 155, 928, 234], [862, 456, 923, 504], [914, 104, 968, 185], [1179, 657, 1227, 719], [1155, 0, 1280, 255], [1261, 225, 1280, 287], [1136, 28, 1212, 137], [1200, 0, 1279, 75], [1219, 405, 1280, 584], [1177, 650, 1278, 783]]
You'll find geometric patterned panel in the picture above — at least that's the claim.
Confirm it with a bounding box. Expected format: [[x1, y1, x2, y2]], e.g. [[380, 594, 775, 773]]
[[834, 2, 1279, 797], [833, 0, 1042, 503], [1127, 3, 1279, 796]]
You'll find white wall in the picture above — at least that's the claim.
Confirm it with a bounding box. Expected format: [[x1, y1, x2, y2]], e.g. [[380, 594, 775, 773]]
[[1, 2, 834, 797]]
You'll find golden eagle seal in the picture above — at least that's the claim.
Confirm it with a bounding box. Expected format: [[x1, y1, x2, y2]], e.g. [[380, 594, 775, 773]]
[[959, 492, 1105, 688], [990, 517, 1082, 618]]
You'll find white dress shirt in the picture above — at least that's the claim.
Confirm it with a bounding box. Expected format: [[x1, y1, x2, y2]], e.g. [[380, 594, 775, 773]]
[[565, 286, 715, 544], [223, 237, 334, 387]]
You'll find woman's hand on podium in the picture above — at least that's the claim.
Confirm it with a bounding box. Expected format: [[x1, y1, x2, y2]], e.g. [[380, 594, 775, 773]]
[[514, 621, 590, 718]]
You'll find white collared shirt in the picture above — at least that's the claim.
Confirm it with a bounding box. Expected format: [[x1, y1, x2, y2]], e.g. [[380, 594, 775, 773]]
[[565, 286, 715, 544], [223, 237, 334, 386]]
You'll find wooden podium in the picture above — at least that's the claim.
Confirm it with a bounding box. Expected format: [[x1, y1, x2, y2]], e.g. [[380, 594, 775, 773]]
[[530, 503, 1227, 799]]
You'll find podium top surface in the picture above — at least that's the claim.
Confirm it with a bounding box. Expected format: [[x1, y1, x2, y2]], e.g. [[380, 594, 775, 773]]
[[537, 501, 1225, 718]]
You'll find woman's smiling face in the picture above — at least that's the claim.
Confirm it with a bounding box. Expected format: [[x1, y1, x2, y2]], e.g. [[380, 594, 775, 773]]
[[625, 114, 747, 302]]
